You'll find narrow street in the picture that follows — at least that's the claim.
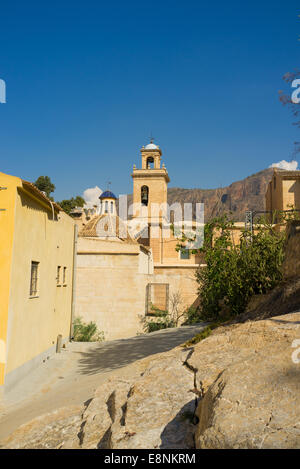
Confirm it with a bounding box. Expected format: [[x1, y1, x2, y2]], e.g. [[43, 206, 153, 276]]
[[0, 323, 207, 442]]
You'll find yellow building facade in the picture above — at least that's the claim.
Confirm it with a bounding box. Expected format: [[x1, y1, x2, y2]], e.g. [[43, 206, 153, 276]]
[[266, 169, 300, 215], [0, 172, 76, 391]]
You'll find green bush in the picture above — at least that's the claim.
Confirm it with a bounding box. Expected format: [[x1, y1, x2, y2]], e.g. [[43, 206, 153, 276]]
[[183, 307, 200, 325], [142, 306, 176, 333], [195, 215, 285, 320], [146, 317, 176, 333], [73, 317, 105, 342]]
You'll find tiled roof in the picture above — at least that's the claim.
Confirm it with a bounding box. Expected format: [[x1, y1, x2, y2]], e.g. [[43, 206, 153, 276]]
[[21, 180, 61, 212], [78, 214, 137, 244], [99, 190, 117, 200]]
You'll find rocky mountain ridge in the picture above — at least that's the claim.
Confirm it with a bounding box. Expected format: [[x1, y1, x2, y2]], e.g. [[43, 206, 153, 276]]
[[167, 167, 276, 222]]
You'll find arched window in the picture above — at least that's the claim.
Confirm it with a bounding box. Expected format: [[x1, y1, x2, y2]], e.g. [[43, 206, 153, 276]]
[[111, 201, 113, 213], [141, 185, 149, 206], [105, 201, 108, 213], [146, 156, 154, 169]]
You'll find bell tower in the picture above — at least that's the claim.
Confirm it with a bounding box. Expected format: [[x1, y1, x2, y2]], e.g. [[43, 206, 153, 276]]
[[132, 140, 170, 219], [131, 140, 170, 261]]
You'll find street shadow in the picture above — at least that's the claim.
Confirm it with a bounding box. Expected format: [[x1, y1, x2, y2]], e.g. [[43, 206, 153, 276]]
[[76, 325, 207, 376], [269, 317, 300, 325]]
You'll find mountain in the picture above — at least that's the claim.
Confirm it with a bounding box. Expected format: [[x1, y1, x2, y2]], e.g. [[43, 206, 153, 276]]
[[166, 168, 276, 222]]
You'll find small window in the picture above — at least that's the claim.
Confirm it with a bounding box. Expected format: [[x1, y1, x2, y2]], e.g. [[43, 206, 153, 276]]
[[111, 201, 113, 213], [105, 201, 108, 213], [63, 267, 67, 285], [180, 248, 190, 260], [57, 266, 61, 285], [30, 261, 39, 297]]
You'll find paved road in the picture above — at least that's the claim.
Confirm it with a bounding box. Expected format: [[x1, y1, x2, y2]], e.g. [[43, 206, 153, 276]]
[[0, 323, 207, 442]]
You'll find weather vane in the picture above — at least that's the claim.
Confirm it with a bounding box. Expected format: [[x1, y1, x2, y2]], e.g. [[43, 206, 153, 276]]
[[106, 180, 111, 191], [149, 132, 155, 144]]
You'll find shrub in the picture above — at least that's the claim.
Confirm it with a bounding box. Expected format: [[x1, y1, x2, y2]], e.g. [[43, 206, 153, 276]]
[[177, 214, 287, 321], [195, 215, 285, 320], [145, 317, 176, 333], [142, 307, 176, 333], [183, 306, 200, 324], [73, 317, 105, 342]]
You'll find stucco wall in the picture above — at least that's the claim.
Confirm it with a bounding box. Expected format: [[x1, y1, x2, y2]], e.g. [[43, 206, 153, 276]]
[[153, 265, 199, 312], [4, 186, 75, 382], [0, 173, 18, 386]]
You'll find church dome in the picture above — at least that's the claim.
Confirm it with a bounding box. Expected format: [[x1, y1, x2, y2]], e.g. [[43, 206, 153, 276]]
[[145, 143, 158, 150], [99, 190, 117, 200]]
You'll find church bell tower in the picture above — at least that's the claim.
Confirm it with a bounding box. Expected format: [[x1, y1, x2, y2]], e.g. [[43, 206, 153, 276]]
[[131, 140, 170, 260], [131, 140, 170, 221]]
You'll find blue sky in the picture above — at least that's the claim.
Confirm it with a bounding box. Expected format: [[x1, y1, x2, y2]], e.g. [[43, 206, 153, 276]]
[[0, 1, 299, 200]]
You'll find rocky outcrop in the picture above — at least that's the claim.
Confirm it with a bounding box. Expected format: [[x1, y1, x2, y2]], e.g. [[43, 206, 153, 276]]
[[191, 314, 300, 448], [1, 349, 197, 449], [2, 312, 300, 449]]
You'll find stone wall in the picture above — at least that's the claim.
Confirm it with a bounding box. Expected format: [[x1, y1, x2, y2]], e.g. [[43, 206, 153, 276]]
[[153, 266, 199, 314], [76, 238, 152, 340]]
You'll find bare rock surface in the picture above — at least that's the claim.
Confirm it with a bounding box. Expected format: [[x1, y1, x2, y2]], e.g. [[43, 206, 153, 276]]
[[193, 313, 300, 448], [1, 312, 300, 449]]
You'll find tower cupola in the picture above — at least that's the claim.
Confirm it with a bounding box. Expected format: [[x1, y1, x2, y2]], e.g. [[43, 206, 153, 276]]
[[99, 190, 117, 215], [140, 139, 162, 170]]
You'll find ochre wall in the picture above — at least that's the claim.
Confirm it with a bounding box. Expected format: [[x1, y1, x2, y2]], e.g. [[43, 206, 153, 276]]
[[281, 179, 300, 210], [132, 173, 168, 220], [265, 171, 300, 214], [160, 227, 202, 265], [4, 184, 75, 380], [153, 266, 199, 315], [0, 173, 18, 386]]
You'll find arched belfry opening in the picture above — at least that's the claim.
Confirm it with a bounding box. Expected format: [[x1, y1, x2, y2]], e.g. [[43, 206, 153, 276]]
[[141, 185, 149, 206], [146, 156, 154, 169]]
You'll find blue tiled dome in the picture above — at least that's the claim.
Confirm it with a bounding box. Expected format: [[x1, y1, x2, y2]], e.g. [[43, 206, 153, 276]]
[[99, 190, 117, 200]]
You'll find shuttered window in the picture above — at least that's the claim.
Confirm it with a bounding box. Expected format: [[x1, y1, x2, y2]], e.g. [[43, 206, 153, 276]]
[[30, 261, 39, 296]]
